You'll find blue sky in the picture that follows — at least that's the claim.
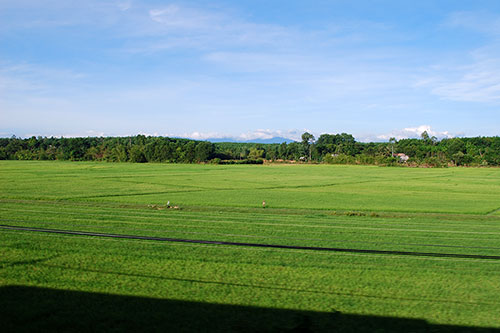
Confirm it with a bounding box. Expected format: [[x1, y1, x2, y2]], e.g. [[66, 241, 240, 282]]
[[1, 0, 500, 141]]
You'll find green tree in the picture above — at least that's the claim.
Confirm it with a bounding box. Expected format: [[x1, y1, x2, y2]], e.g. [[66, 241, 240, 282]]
[[184, 141, 196, 162], [421, 131, 430, 142], [389, 137, 397, 157], [129, 145, 146, 163], [248, 147, 265, 159], [278, 143, 287, 159], [194, 142, 214, 162], [301, 132, 315, 161], [112, 145, 128, 162]]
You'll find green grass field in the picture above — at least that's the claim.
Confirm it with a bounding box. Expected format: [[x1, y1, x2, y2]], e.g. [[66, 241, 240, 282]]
[[1, 161, 500, 331]]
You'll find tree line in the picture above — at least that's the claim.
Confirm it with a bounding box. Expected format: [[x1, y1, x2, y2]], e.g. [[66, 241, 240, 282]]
[[1, 132, 499, 166], [212, 132, 500, 166], [0, 136, 214, 163]]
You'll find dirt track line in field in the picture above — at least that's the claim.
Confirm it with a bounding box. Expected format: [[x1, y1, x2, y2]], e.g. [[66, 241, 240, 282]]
[[61, 174, 461, 200], [486, 206, 500, 215], [0, 218, 500, 241], [2, 224, 500, 261], [3, 218, 500, 251], [5, 229, 500, 266]]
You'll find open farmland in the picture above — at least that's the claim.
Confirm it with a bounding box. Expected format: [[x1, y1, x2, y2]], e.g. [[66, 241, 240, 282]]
[[1, 160, 500, 331]]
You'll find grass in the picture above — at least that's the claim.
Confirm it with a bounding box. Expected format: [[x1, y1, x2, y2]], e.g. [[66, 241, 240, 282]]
[[1, 160, 500, 331]]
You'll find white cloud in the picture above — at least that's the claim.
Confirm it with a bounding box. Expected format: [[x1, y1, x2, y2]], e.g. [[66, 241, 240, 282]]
[[181, 131, 222, 140], [21, 130, 107, 138], [41, 127, 457, 143], [237, 129, 303, 141], [180, 129, 303, 142], [375, 125, 456, 141]]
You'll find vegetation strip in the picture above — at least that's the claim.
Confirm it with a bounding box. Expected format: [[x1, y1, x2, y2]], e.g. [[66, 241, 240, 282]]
[[2, 133, 500, 167], [2, 224, 500, 260]]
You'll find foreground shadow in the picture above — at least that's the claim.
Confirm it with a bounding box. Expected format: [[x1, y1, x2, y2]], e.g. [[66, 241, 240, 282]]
[[0, 286, 498, 332]]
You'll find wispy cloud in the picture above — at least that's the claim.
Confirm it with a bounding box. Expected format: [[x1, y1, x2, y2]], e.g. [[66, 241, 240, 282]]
[[119, 3, 296, 53], [415, 12, 500, 104], [0, 62, 87, 97], [148, 4, 219, 29], [415, 37, 500, 104], [444, 11, 500, 36], [0, 1, 128, 30], [3, 2, 500, 138], [117, 1, 132, 11]]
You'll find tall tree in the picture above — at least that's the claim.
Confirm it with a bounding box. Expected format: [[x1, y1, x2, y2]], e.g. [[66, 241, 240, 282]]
[[301, 132, 315, 161], [389, 137, 397, 157]]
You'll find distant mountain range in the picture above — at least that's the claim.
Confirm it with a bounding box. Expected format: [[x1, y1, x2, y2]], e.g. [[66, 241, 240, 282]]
[[205, 137, 296, 144]]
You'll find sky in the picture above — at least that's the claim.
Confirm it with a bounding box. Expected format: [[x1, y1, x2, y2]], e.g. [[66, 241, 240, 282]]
[[1, 0, 500, 142]]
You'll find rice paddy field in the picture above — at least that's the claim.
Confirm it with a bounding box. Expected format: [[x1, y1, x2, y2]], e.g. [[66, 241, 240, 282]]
[[1, 160, 500, 331]]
